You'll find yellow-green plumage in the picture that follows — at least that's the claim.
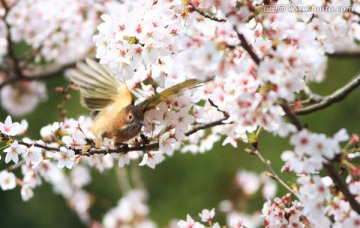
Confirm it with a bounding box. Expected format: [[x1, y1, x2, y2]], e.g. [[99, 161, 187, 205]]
[[71, 58, 203, 146], [139, 79, 203, 112]]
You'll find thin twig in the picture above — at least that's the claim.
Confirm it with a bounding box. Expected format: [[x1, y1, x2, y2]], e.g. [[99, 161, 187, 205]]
[[350, 0, 360, 18], [20, 141, 61, 152], [252, 149, 300, 198], [185, 116, 229, 136], [7, 160, 26, 172], [88, 142, 159, 155], [189, 3, 227, 22], [232, 23, 302, 200], [232, 12, 300, 200], [0, 62, 76, 89], [328, 51, 360, 58], [208, 98, 229, 117], [233, 26, 261, 65], [1, 0, 23, 78], [0, 116, 230, 156], [324, 163, 360, 214], [301, 85, 324, 105], [282, 98, 360, 215], [280, 102, 303, 131], [296, 75, 360, 115]]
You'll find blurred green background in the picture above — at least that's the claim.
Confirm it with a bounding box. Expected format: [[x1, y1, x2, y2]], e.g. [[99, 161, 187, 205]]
[[0, 57, 359, 227]]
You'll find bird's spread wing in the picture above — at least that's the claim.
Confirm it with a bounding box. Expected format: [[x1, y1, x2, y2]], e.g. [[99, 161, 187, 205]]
[[139, 79, 203, 112], [70, 58, 132, 110]]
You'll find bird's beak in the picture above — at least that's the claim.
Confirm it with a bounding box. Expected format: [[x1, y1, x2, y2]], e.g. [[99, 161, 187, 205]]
[[136, 120, 146, 126]]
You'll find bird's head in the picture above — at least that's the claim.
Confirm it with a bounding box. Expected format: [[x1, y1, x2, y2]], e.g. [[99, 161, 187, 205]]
[[125, 105, 145, 127]]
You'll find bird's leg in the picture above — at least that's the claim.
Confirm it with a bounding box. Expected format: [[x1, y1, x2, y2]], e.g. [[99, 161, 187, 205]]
[[114, 142, 128, 148], [134, 138, 141, 146], [140, 134, 149, 146], [85, 138, 95, 147]]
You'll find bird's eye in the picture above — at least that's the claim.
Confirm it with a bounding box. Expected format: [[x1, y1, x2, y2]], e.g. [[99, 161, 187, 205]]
[[128, 114, 133, 120]]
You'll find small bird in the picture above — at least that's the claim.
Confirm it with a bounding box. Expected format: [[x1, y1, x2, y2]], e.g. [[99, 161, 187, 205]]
[[71, 58, 202, 147]]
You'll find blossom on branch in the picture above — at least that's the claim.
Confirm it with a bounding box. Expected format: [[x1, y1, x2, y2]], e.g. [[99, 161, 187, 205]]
[[281, 129, 348, 174], [3, 140, 26, 164], [0, 0, 359, 227], [177, 214, 204, 228], [0, 115, 20, 136], [56, 147, 75, 169], [199, 208, 215, 224], [6, 0, 105, 63], [139, 151, 165, 169], [24, 145, 42, 166]]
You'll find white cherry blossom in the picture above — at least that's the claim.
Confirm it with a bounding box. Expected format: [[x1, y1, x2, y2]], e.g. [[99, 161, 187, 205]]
[[0, 115, 20, 136], [0, 171, 16, 191], [3, 140, 27, 164], [139, 151, 165, 169]]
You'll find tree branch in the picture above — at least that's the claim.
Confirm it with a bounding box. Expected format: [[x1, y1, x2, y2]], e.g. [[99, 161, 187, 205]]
[[301, 85, 324, 105], [282, 96, 360, 215], [7, 160, 25, 172], [88, 116, 229, 155], [324, 163, 360, 214], [230, 16, 360, 214], [0, 0, 78, 90], [0, 116, 230, 156], [328, 51, 360, 58], [280, 102, 303, 131], [296, 75, 360, 115], [233, 26, 261, 65], [87, 142, 160, 155], [252, 149, 300, 199], [350, 0, 360, 18], [189, 3, 227, 22], [1, 0, 23, 78], [0, 62, 76, 89], [185, 116, 229, 136]]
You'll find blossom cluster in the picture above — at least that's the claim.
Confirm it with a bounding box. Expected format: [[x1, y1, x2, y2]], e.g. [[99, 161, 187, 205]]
[[0, 116, 94, 219], [0, 112, 171, 190], [281, 128, 349, 174], [262, 194, 304, 227], [263, 175, 360, 227], [1, 80, 47, 117], [1, 0, 359, 144], [93, 0, 360, 153], [177, 208, 219, 228], [0, 0, 360, 227], [235, 170, 277, 198], [6, 0, 105, 64], [176, 207, 263, 228], [219, 170, 277, 227], [103, 190, 156, 227], [0, 0, 106, 116]]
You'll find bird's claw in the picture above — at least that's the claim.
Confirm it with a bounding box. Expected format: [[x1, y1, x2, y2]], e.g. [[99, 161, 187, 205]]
[[115, 142, 128, 149], [140, 134, 149, 146]]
